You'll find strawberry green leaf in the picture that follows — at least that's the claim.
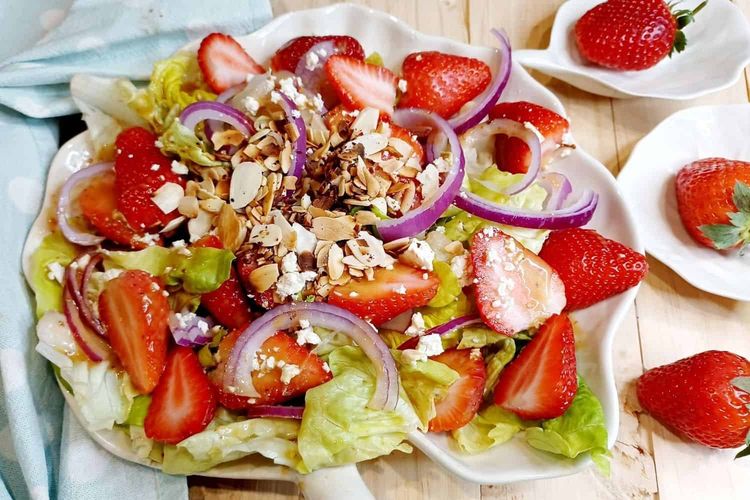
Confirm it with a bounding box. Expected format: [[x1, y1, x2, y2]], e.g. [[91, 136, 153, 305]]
[[732, 181, 750, 213], [700, 223, 741, 249], [670, 0, 707, 54], [731, 376, 750, 394], [736, 432, 750, 460]]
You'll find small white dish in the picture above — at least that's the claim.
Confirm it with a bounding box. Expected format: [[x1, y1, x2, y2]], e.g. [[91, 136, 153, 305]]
[[618, 104, 750, 301], [515, 0, 750, 100]]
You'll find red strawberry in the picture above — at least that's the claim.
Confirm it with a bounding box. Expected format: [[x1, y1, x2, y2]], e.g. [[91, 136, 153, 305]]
[[235, 249, 277, 310], [193, 236, 254, 329], [398, 51, 491, 119], [675, 158, 750, 251], [78, 171, 154, 248], [389, 123, 425, 164], [328, 263, 439, 326], [470, 227, 566, 336], [270, 35, 365, 73], [429, 349, 487, 432], [198, 33, 264, 93], [324, 55, 398, 115], [637, 350, 750, 452], [144, 347, 217, 444], [114, 127, 186, 231], [98, 270, 170, 394], [493, 314, 577, 420], [539, 228, 648, 311], [489, 101, 570, 174], [574, 0, 707, 71]]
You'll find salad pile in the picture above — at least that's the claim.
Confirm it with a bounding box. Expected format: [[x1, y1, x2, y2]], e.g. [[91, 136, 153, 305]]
[[29, 30, 648, 475]]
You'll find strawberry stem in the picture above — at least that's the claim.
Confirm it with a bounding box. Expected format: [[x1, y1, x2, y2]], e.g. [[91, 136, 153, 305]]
[[669, 0, 708, 55]]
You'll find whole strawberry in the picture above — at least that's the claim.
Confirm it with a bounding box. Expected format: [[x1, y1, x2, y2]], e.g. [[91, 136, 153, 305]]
[[675, 157, 750, 252], [539, 228, 648, 311], [637, 351, 750, 453], [574, 0, 707, 71]]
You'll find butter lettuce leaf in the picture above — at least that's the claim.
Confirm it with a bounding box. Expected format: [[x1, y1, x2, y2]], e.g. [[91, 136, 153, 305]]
[[483, 338, 516, 397], [427, 261, 462, 308], [159, 120, 223, 167], [28, 231, 78, 318], [418, 292, 476, 330], [452, 406, 524, 454], [298, 346, 417, 471]]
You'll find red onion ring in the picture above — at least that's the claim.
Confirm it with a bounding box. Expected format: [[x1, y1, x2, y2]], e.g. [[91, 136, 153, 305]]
[[462, 118, 542, 195], [537, 172, 572, 211], [294, 40, 337, 100], [398, 315, 482, 350], [57, 162, 113, 246], [179, 101, 254, 137], [375, 108, 465, 242], [223, 302, 399, 411], [205, 84, 245, 139], [63, 263, 112, 362], [449, 29, 512, 134], [168, 311, 214, 347], [276, 93, 306, 181], [75, 253, 106, 337], [246, 405, 304, 420]]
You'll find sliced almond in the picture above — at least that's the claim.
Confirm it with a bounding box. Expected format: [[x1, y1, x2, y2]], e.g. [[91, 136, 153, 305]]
[[384, 237, 411, 254], [342, 255, 366, 270], [178, 195, 199, 218], [211, 129, 245, 150], [311, 216, 356, 241], [327, 243, 345, 280], [217, 203, 247, 252], [280, 141, 293, 174], [444, 240, 466, 256], [188, 210, 214, 242], [249, 223, 283, 247], [351, 107, 379, 135], [315, 240, 334, 268], [350, 133, 388, 156], [199, 198, 224, 213], [160, 215, 186, 234], [388, 137, 414, 159], [249, 263, 279, 292], [355, 210, 379, 226], [348, 267, 364, 278], [151, 182, 184, 214], [230, 161, 264, 210]]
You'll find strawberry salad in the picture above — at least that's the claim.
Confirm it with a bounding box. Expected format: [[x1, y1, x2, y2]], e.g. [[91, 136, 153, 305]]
[[29, 30, 647, 475]]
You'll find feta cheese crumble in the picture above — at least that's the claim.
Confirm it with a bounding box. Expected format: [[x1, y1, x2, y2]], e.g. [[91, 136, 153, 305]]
[[280, 363, 301, 384], [46, 262, 65, 284], [404, 312, 426, 337], [296, 319, 321, 346], [416, 334, 444, 357], [171, 160, 188, 175], [399, 239, 435, 271]]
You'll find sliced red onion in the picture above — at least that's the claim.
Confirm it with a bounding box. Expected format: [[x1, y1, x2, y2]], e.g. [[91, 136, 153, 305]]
[[449, 29, 512, 134], [398, 315, 482, 350], [455, 187, 598, 230], [205, 84, 245, 139], [294, 40, 337, 100], [63, 264, 112, 362], [246, 405, 304, 420], [168, 311, 214, 347], [179, 101, 254, 137], [276, 93, 306, 181], [76, 253, 106, 337], [223, 302, 399, 411], [376, 109, 465, 242], [537, 172, 572, 211], [57, 162, 113, 246], [463, 118, 542, 195]]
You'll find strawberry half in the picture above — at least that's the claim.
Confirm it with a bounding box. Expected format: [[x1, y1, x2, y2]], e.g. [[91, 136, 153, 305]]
[[78, 171, 153, 248], [489, 101, 570, 174], [235, 249, 277, 310], [198, 33, 264, 93], [114, 127, 186, 231], [193, 235, 254, 329], [144, 347, 217, 444], [270, 35, 365, 73], [470, 227, 566, 336], [539, 228, 648, 311], [429, 349, 487, 432], [493, 313, 577, 420], [98, 270, 170, 394], [398, 51, 491, 119], [328, 263, 439, 326], [324, 55, 398, 115]]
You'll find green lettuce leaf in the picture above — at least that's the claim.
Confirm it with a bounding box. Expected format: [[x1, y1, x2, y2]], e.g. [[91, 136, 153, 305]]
[[525, 378, 610, 475], [457, 325, 511, 350], [418, 291, 476, 330], [483, 339, 516, 397], [125, 395, 152, 426], [163, 417, 304, 474], [159, 120, 223, 167], [104, 246, 234, 294], [393, 350, 459, 430], [129, 425, 155, 460], [28, 232, 78, 318], [378, 330, 411, 350], [129, 52, 215, 133], [452, 406, 524, 454], [427, 261, 462, 308], [298, 346, 417, 471]]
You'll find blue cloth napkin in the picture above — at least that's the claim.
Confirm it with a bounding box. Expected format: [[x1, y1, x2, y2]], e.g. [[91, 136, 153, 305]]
[[0, 1, 272, 498]]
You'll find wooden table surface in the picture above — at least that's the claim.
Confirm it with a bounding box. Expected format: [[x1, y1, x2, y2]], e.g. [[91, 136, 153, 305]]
[[189, 1, 750, 498]]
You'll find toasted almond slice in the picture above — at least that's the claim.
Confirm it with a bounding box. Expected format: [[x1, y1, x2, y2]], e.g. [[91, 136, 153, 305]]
[[351, 107, 379, 135], [355, 210, 379, 226], [188, 210, 214, 243], [230, 161, 264, 210], [342, 255, 366, 270], [199, 198, 225, 213], [327, 243, 345, 280], [311, 216, 356, 241], [445, 240, 466, 256], [351, 133, 388, 156], [152, 182, 184, 214], [249, 223, 283, 247], [249, 263, 279, 292], [383, 237, 411, 254], [217, 203, 247, 252], [178, 195, 200, 218], [160, 215, 186, 234]]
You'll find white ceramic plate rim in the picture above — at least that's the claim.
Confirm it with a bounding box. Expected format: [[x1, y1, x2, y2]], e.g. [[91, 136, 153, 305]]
[[22, 2, 642, 485]]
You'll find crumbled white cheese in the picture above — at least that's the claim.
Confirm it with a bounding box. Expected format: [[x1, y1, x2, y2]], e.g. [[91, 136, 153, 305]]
[[291, 109, 301, 119], [399, 239, 435, 271], [101, 268, 123, 281], [404, 312, 426, 337], [432, 157, 450, 173], [278, 77, 308, 107], [416, 334, 444, 357], [416, 163, 440, 203], [171, 160, 188, 175], [296, 319, 321, 346], [402, 349, 427, 364], [395, 284, 407, 295], [322, 362, 331, 373], [304, 50, 320, 70], [312, 93, 325, 112], [398, 79, 408, 93], [46, 262, 65, 284], [415, 54, 423, 61], [281, 252, 300, 274], [154, 140, 164, 149], [300, 194, 312, 210], [242, 96, 260, 115], [291, 222, 318, 255], [150, 163, 160, 171], [385, 196, 400, 212], [276, 270, 317, 298], [280, 363, 301, 384], [171, 239, 191, 256], [270, 91, 282, 104], [450, 252, 473, 288], [151, 182, 184, 214], [133, 233, 160, 246], [371, 197, 387, 214]]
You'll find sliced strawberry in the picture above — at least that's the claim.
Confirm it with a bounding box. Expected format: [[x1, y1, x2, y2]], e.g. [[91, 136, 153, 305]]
[[114, 127, 186, 230], [470, 227, 566, 336], [389, 123, 425, 164], [98, 270, 170, 394], [328, 263, 439, 326], [198, 33, 264, 93], [270, 35, 365, 73], [489, 101, 570, 174], [429, 349, 487, 432], [193, 236, 254, 329], [493, 314, 577, 420], [144, 347, 217, 444], [398, 51, 491, 119], [78, 171, 154, 248], [235, 250, 277, 310], [324, 55, 398, 115]]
